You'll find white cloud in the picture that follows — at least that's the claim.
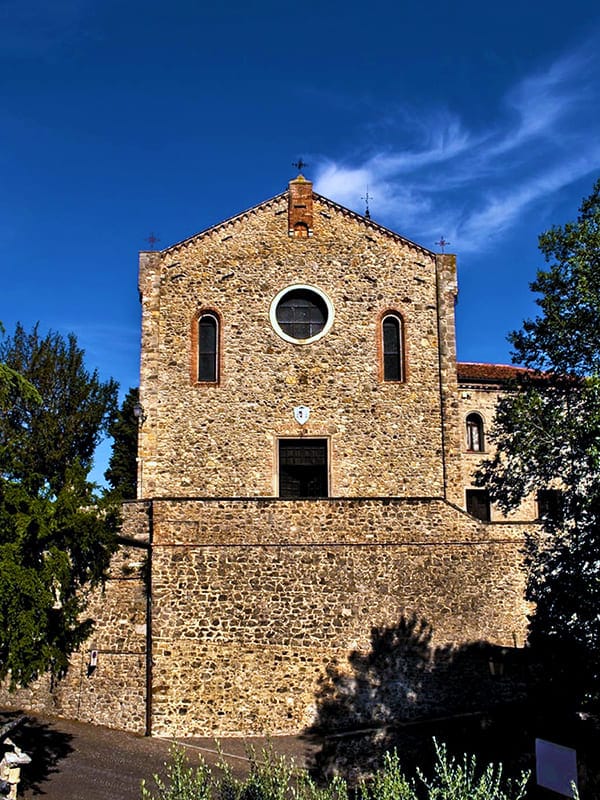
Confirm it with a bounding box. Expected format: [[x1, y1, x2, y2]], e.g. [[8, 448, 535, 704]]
[[313, 41, 600, 255], [316, 164, 372, 208], [368, 113, 474, 175], [458, 152, 600, 252], [489, 49, 597, 157]]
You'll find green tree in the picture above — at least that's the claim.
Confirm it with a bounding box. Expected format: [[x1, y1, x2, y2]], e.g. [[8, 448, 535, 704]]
[[105, 387, 139, 499], [0, 323, 118, 494], [0, 323, 41, 412], [477, 179, 600, 710], [0, 323, 119, 687]]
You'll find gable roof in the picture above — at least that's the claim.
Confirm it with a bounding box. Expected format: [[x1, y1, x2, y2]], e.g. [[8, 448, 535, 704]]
[[152, 189, 435, 257], [313, 192, 435, 255]]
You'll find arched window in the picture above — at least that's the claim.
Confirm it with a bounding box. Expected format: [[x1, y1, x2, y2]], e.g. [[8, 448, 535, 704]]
[[382, 313, 403, 382], [466, 412, 484, 452], [197, 312, 219, 383], [293, 221, 309, 238]]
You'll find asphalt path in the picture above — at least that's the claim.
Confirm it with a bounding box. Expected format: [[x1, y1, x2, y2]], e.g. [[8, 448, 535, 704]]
[[2, 713, 317, 800]]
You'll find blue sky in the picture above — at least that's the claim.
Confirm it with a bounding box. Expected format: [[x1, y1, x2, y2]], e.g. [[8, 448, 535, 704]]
[[2, 0, 600, 483]]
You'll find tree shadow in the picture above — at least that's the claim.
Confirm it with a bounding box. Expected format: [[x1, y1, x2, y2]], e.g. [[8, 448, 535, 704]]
[[0, 712, 73, 795], [305, 614, 530, 783]]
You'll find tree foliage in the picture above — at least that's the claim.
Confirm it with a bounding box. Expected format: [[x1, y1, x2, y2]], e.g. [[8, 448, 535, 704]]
[[510, 181, 600, 377], [0, 323, 119, 687], [105, 387, 139, 499], [477, 179, 600, 710], [0, 323, 118, 494], [0, 324, 41, 412]]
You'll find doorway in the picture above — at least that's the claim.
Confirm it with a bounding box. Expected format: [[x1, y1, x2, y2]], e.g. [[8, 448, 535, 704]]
[[278, 439, 328, 498]]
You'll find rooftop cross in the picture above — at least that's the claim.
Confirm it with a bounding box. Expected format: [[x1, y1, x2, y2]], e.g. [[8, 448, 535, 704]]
[[361, 187, 372, 219], [435, 236, 450, 253], [146, 232, 160, 250], [292, 158, 308, 173]]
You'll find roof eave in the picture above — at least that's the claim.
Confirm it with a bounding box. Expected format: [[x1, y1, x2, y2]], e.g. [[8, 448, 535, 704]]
[[151, 190, 436, 257]]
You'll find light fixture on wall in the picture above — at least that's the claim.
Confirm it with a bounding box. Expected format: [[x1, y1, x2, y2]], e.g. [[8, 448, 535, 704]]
[[488, 647, 508, 677], [133, 401, 147, 424]]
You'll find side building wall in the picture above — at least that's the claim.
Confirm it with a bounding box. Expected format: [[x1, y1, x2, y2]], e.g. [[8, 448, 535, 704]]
[[458, 379, 539, 521]]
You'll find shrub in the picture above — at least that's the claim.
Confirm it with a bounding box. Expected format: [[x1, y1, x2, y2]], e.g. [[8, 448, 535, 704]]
[[360, 741, 529, 800], [141, 747, 212, 800], [141, 741, 530, 800]]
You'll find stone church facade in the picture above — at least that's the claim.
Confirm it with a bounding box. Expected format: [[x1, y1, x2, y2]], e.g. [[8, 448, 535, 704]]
[[2, 177, 539, 736]]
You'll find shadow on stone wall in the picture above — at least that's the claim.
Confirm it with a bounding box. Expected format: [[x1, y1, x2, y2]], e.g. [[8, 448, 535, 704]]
[[0, 712, 74, 795], [305, 614, 528, 782]]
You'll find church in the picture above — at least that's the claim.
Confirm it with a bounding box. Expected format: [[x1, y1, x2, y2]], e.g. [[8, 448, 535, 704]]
[[1, 175, 538, 736]]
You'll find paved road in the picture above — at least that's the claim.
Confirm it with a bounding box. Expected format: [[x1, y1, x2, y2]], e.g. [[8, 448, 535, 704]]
[[3, 713, 317, 800]]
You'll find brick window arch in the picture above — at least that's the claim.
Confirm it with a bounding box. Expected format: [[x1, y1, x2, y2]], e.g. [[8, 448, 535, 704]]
[[381, 312, 405, 382], [466, 412, 484, 451], [191, 310, 221, 384]]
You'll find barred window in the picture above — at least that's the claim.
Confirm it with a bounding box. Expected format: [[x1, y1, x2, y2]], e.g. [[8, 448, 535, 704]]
[[382, 314, 403, 381], [270, 285, 334, 344], [198, 313, 219, 383], [279, 439, 328, 498], [537, 489, 562, 520]]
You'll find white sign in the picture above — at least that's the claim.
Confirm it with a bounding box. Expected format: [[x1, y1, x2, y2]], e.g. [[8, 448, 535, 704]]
[[293, 406, 310, 425], [536, 739, 578, 797]]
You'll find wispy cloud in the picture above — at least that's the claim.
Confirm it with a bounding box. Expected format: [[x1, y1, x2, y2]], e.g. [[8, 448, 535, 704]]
[[314, 42, 600, 254]]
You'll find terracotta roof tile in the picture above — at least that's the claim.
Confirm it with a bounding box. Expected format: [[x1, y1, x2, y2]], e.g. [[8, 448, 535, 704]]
[[457, 362, 533, 384]]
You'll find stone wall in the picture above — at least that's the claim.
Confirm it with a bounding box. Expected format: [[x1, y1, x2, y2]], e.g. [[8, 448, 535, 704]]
[[138, 188, 456, 500], [148, 497, 530, 736], [0, 185, 537, 739], [0, 497, 531, 739]]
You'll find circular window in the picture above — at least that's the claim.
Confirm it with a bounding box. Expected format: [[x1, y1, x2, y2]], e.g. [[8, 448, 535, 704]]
[[270, 284, 334, 344]]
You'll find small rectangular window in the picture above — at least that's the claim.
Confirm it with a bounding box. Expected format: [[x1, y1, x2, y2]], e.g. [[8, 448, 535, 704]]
[[466, 489, 490, 521]]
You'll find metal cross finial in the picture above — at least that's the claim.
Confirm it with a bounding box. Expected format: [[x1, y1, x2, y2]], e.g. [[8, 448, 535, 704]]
[[146, 232, 160, 250], [435, 236, 450, 253], [361, 187, 372, 219], [292, 158, 308, 173]]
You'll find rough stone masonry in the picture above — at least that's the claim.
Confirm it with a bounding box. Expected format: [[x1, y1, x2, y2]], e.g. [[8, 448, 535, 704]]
[[0, 176, 536, 736]]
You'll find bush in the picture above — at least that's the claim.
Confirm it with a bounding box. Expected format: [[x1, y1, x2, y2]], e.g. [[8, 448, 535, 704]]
[[361, 741, 529, 800], [141, 741, 530, 800], [141, 747, 212, 800]]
